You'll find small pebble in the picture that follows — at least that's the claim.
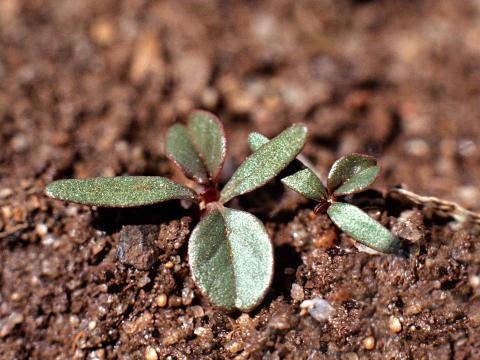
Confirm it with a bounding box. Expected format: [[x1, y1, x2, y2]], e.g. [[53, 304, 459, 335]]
[[404, 138, 430, 156], [1, 206, 12, 220], [0, 188, 13, 199], [225, 340, 244, 354], [155, 294, 168, 307], [389, 316, 402, 333], [405, 303, 422, 316], [0, 312, 24, 338], [300, 297, 335, 322], [168, 295, 182, 307], [236, 313, 251, 326], [163, 329, 182, 345], [190, 305, 204, 318], [469, 275, 480, 288], [91, 239, 106, 256], [93, 349, 106, 360], [90, 18, 116, 46], [201, 87, 219, 108], [35, 223, 48, 237], [69, 315, 80, 327], [193, 326, 210, 337], [458, 139, 477, 156], [181, 288, 194, 306], [145, 346, 158, 360], [268, 313, 291, 331], [115, 303, 127, 315], [363, 336, 375, 350], [97, 305, 108, 319], [164, 262, 174, 269], [291, 283, 305, 302], [41, 235, 56, 246], [11, 134, 28, 152], [137, 275, 151, 288], [88, 320, 97, 331]]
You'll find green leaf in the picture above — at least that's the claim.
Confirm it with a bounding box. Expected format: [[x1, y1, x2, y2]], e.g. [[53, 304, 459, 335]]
[[327, 154, 379, 195], [166, 110, 226, 184], [333, 166, 380, 196], [45, 176, 196, 207], [188, 206, 273, 311], [187, 110, 226, 181], [248, 132, 269, 152], [220, 124, 307, 204], [281, 168, 327, 201], [166, 124, 209, 183], [327, 202, 399, 253]]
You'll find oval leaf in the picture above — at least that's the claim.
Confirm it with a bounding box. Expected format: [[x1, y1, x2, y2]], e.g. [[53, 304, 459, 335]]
[[166, 124, 209, 183], [188, 206, 273, 311], [220, 124, 307, 204], [247, 132, 269, 152], [333, 166, 380, 196], [187, 110, 226, 181], [327, 154, 378, 195], [327, 202, 399, 253], [166, 111, 227, 184], [281, 168, 327, 201], [45, 176, 196, 207]]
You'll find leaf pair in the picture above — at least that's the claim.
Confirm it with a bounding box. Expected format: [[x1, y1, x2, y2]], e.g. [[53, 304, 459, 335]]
[[167, 110, 307, 205], [279, 153, 397, 253], [167, 111, 226, 184], [45, 110, 308, 311]]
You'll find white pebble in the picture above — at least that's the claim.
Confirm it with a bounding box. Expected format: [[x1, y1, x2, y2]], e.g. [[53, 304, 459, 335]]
[[291, 283, 304, 301], [363, 336, 375, 350], [181, 288, 194, 305], [300, 297, 335, 322], [389, 316, 402, 333], [0, 188, 13, 199], [145, 346, 158, 360], [35, 223, 48, 237], [469, 275, 480, 288]]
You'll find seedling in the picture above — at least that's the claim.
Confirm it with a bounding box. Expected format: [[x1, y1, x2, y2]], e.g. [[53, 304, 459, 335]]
[[249, 133, 398, 253], [46, 110, 307, 311]]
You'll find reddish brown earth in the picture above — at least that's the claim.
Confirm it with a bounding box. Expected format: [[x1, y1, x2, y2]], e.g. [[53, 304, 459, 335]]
[[1, 1, 480, 359]]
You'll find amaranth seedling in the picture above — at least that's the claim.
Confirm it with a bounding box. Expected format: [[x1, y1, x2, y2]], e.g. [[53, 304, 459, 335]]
[[46, 110, 307, 311], [248, 133, 398, 253]]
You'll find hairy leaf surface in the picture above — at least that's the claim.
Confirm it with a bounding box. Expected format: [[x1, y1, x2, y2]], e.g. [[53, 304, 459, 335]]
[[281, 168, 327, 201], [188, 207, 273, 311], [327, 154, 379, 195], [166, 110, 226, 183], [327, 202, 398, 253], [187, 110, 226, 181], [247, 132, 269, 152], [220, 124, 307, 204], [333, 166, 380, 196], [166, 124, 209, 183], [45, 176, 196, 207]]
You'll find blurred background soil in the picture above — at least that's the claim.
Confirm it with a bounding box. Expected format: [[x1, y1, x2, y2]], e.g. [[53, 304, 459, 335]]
[[1, 1, 480, 359]]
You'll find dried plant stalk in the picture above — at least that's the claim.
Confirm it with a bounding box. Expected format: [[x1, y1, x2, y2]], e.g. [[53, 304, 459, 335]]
[[389, 187, 480, 225]]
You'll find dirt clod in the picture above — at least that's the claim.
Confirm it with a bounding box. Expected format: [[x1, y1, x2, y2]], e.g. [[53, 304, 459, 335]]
[[117, 225, 160, 270]]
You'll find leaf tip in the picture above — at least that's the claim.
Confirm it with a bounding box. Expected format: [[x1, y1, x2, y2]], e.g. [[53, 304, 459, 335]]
[[44, 180, 66, 200]]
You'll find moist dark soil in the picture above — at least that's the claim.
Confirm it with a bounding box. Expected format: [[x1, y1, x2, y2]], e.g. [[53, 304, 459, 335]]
[[1, 1, 480, 359]]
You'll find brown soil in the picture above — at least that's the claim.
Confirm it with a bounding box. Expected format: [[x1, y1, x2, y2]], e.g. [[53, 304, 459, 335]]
[[1, 1, 480, 359]]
